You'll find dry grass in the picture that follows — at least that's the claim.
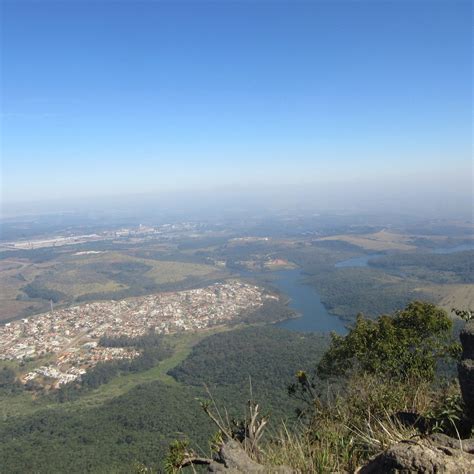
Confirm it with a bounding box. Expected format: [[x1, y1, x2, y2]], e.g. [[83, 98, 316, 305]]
[[413, 284, 474, 314], [318, 230, 416, 251], [260, 374, 436, 473], [0, 258, 53, 321], [58, 251, 220, 286], [0, 251, 225, 320]]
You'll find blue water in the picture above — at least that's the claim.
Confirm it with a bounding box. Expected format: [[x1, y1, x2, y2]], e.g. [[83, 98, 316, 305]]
[[235, 243, 473, 335], [270, 269, 347, 334]]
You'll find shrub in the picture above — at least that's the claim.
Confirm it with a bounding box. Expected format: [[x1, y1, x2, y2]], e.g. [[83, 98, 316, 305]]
[[317, 301, 458, 382]]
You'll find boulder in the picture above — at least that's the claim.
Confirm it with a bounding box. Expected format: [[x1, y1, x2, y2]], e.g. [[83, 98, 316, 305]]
[[208, 440, 293, 473], [358, 434, 474, 473], [458, 320, 474, 424], [459, 320, 474, 360], [459, 359, 474, 422]]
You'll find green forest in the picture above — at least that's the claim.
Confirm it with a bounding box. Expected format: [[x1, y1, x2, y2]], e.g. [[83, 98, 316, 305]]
[[1, 304, 468, 473], [0, 326, 329, 473]]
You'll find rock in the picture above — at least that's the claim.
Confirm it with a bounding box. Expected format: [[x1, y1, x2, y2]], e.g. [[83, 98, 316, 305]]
[[428, 433, 474, 452], [208, 440, 293, 473], [458, 320, 474, 425], [357, 434, 474, 473], [208, 440, 264, 473], [460, 320, 474, 360], [359, 320, 474, 473], [459, 359, 474, 422]]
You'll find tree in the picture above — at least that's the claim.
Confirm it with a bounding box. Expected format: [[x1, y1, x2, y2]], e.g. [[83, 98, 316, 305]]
[[317, 301, 458, 382]]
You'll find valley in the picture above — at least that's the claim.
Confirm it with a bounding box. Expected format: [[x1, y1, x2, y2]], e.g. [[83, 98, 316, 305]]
[[0, 213, 472, 472]]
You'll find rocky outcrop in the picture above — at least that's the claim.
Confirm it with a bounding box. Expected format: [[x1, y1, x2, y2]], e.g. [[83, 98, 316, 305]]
[[459, 320, 474, 424], [208, 440, 293, 473], [358, 320, 474, 473], [358, 434, 474, 473], [199, 319, 474, 474]]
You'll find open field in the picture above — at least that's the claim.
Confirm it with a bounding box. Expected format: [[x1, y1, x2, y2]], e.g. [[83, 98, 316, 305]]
[[0, 250, 226, 321], [414, 283, 474, 313], [0, 326, 238, 419], [50, 251, 223, 291], [57, 330, 209, 412], [0, 258, 54, 321], [317, 230, 417, 251]]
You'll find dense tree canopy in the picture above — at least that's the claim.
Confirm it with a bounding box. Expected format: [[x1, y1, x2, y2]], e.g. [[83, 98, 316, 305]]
[[317, 301, 458, 382]]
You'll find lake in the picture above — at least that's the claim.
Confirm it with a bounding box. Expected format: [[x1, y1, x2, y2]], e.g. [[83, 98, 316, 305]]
[[270, 268, 347, 334], [237, 243, 473, 335]]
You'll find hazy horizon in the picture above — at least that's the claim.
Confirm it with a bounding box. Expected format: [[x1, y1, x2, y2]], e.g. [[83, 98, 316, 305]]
[[2, 178, 472, 221], [1, 1, 472, 219]]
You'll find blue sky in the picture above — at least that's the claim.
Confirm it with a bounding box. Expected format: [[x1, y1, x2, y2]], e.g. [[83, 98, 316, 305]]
[[1, 0, 472, 211]]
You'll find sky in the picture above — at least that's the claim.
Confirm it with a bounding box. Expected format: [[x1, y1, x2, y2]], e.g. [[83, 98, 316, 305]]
[[1, 0, 472, 216]]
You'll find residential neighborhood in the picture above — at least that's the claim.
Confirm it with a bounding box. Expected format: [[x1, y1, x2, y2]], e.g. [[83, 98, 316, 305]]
[[0, 280, 276, 387]]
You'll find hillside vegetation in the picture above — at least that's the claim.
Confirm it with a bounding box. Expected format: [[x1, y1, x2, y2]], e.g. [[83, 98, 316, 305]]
[[0, 297, 470, 473], [165, 302, 470, 473], [170, 326, 329, 419], [0, 326, 328, 473]]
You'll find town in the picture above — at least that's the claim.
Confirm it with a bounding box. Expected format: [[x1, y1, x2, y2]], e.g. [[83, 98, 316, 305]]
[[0, 280, 277, 387], [0, 222, 221, 250]]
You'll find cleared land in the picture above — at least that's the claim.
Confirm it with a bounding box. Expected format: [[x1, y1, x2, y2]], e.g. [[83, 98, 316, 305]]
[[415, 284, 474, 313], [317, 230, 417, 251], [0, 259, 54, 321], [0, 251, 225, 322], [41, 252, 219, 294], [0, 327, 233, 418]]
